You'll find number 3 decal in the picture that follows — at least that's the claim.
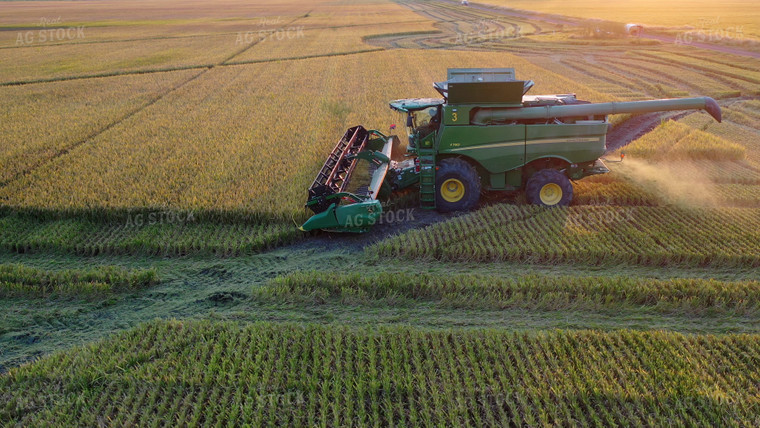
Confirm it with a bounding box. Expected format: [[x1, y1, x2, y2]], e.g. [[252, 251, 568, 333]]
[[452, 112, 458, 122]]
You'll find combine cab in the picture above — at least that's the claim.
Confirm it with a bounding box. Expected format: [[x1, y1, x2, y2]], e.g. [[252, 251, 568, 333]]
[[301, 68, 722, 232]]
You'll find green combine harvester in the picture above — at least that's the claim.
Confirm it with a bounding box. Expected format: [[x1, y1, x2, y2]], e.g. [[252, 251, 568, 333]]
[[301, 68, 722, 232]]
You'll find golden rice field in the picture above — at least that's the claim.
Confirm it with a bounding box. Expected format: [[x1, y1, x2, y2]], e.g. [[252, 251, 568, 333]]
[[622, 121, 745, 161], [3, 0, 760, 424], [0, 70, 200, 184], [0, 48, 614, 220]]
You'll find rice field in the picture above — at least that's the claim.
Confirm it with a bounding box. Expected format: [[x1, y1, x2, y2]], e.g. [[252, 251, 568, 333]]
[[479, 0, 760, 41], [623, 121, 745, 161], [0, 48, 614, 220], [260, 270, 760, 314], [0, 264, 158, 297], [3, 0, 760, 424], [371, 205, 760, 266], [2, 320, 759, 426], [0, 211, 300, 257], [0, 70, 200, 184], [0, 35, 247, 84]]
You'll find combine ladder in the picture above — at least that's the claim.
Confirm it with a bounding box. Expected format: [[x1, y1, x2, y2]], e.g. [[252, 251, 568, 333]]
[[418, 149, 436, 209]]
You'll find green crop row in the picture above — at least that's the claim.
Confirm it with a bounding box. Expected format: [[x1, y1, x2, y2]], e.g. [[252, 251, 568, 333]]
[[260, 271, 760, 314], [0, 213, 300, 257], [2, 320, 759, 426], [370, 205, 760, 267], [0, 263, 158, 297]]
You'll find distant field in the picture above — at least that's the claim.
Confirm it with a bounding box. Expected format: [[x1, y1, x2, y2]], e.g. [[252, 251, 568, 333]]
[[480, 0, 760, 40]]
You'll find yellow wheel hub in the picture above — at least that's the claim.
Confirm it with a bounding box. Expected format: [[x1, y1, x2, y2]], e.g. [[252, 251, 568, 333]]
[[441, 178, 465, 203], [539, 183, 563, 205]]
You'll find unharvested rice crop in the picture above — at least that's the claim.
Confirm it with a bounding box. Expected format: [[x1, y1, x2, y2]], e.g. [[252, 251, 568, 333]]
[[260, 271, 760, 314], [633, 51, 760, 89], [228, 22, 436, 63], [0, 212, 300, 257], [680, 109, 760, 164], [2, 320, 759, 426], [0, 263, 158, 297], [623, 121, 745, 161], [602, 54, 741, 99], [0, 0, 322, 46], [0, 70, 200, 185], [0, 35, 251, 84], [0, 49, 614, 221]]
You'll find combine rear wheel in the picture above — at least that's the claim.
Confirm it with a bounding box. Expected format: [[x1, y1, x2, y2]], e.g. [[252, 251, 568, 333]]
[[526, 169, 573, 206], [435, 158, 481, 212]]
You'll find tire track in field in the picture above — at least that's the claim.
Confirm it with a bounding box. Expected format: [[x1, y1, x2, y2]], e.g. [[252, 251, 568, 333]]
[[0, 69, 208, 188], [1, 5, 508, 87], [0, 15, 309, 189], [369, 0, 559, 51]]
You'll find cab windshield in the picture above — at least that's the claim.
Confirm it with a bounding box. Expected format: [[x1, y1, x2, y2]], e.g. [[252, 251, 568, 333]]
[[411, 107, 441, 137]]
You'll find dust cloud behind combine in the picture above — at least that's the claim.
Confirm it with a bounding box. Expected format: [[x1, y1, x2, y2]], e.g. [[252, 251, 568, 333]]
[[614, 158, 720, 208]]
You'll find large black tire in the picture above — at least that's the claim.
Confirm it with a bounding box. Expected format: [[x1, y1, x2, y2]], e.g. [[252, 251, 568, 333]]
[[435, 158, 481, 212], [525, 169, 573, 206]]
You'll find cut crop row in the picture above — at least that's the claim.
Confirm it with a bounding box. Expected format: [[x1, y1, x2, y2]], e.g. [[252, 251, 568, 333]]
[[3, 320, 759, 426], [0, 213, 299, 257], [0, 263, 158, 297], [260, 270, 760, 315], [370, 205, 760, 267]]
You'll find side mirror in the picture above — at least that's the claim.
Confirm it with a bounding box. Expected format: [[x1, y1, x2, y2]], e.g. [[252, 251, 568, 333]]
[[406, 114, 414, 128]]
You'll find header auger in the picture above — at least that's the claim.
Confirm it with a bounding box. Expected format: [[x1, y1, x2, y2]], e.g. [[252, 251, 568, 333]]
[[301, 68, 722, 232]]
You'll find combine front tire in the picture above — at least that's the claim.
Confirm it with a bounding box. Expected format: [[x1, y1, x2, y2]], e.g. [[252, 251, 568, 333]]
[[526, 169, 573, 206], [435, 158, 481, 212]]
